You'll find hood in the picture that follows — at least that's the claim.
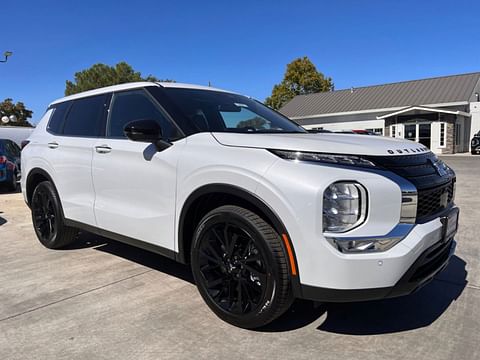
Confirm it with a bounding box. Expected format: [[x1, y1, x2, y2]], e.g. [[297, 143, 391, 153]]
[[212, 132, 429, 157]]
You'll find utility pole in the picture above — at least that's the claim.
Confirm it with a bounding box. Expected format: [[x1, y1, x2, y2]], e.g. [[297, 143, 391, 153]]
[[0, 51, 13, 63]]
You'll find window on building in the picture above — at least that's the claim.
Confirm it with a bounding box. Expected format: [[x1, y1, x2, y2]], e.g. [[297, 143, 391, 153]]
[[390, 125, 396, 138], [439, 123, 446, 147], [455, 123, 461, 146]]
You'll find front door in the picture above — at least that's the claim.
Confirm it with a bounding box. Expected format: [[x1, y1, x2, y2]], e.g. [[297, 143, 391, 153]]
[[403, 123, 432, 149], [92, 88, 185, 251], [418, 123, 432, 149]]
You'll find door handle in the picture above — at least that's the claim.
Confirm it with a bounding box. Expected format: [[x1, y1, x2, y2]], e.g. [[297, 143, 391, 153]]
[[48, 142, 59, 149], [95, 145, 112, 154]]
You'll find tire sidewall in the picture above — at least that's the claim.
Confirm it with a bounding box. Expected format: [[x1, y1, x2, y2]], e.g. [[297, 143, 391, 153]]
[[191, 209, 283, 328], [31, 181, 63, 249]]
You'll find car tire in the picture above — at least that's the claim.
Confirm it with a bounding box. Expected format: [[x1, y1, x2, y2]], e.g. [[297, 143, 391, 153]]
[[31, 181, 78, 249], [191, 205, 293, 329], [7, 171, 18, 191]]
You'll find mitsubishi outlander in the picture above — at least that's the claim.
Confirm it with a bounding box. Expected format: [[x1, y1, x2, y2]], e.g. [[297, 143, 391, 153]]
[[22, 82, 459, 328]]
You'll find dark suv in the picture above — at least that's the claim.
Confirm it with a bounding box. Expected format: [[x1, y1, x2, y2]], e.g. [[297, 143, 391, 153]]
[[472, 131, 480, 155], [0, 138, 21, 191]]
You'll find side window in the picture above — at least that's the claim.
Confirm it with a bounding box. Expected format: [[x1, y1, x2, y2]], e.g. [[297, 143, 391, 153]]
[[108, 90, 178, 139], [47, 101, 71, 134], [63, 95, 108, 137]]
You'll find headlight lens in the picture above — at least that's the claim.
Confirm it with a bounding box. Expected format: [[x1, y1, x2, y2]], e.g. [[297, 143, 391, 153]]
[[269, 150, 377, 168], [323, 182, 367, 233]]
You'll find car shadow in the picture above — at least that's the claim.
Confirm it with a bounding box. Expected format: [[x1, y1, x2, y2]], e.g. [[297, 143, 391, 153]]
[[59, 231, 467, 334], [0, 215, 6, 226], [61, 231, 195, 284], [258, 255, 467, 334]]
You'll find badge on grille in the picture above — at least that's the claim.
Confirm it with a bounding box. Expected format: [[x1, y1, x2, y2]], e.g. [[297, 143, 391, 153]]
[[429, 158, 448, 177]]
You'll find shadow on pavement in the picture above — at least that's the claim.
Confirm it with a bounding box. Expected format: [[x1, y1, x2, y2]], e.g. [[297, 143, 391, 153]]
[[0, 215, 6, 226], [316, 255, 467, 335], [59, 230, 468, 335], [259, 255, 467, 333], [58, 231, 195, 284]]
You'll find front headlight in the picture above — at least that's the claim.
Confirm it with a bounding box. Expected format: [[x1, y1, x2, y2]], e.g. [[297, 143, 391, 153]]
[[269, 150, 377, 168], [323, 182, 367, 233]]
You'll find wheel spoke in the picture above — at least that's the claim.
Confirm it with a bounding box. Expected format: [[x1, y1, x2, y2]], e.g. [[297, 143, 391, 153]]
[[241, 280, 255, 309], [199, 248, 223, 266], [197, 218, 269, 316], [206, 277, 224, 289], [243, 264, 267, 286], [234, 280, 243, 313]]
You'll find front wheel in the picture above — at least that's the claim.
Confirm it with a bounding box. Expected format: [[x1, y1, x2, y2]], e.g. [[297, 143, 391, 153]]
[[191, 205, 293, 328]]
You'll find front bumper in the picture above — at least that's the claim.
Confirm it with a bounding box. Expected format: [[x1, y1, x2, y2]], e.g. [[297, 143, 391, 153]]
[[298, 207, 459, 302]]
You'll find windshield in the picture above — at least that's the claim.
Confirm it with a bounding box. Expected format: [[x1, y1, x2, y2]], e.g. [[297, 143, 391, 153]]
[[161, 88, 306, 134]]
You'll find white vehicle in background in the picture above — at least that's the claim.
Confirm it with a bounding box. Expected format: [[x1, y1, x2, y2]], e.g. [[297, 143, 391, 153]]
[[21, 82, 459, 328]]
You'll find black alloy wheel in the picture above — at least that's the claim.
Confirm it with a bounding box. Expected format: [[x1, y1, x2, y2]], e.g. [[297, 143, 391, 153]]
[[31, 181, 78, 249], [197, 221, 268, 315], [191, 205, 293, 328], [32, 185, 57, 242]]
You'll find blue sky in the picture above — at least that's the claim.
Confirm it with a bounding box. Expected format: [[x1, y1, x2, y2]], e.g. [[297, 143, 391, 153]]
[[1, 0, 479, 123]]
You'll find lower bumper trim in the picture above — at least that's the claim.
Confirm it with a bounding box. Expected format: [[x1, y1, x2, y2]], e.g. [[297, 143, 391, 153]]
[[299, 238, 455, 303]]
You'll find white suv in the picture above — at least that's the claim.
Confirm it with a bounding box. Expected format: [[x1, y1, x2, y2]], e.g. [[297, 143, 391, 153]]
[[22, 82, 459, 328]]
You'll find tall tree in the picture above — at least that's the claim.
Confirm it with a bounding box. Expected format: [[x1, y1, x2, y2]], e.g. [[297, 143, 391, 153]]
[[0, 98, 33, 127], [265, 57, 333, 110], [65, 62, 174, 95]]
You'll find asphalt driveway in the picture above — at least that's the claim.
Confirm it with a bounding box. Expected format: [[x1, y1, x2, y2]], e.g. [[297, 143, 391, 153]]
[[0, 156, 479, 360]]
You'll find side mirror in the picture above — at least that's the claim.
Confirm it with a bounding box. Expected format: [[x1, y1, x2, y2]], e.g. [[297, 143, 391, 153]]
[[124, 119, 171, 151]]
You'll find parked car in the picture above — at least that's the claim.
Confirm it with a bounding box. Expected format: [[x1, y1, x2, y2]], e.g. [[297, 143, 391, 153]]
[[22, 82, 459, 329], [352, 129, 376, 135], [0, 138, 21, 191], [471, 131, 480, 155]]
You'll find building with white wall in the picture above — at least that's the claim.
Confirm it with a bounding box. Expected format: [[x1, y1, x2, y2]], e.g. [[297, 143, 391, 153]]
[[280, 72, 480, 154]]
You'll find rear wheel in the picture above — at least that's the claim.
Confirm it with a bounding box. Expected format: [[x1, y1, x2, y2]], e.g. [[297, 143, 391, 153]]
[[31, 181, 78, 249], [191, 205, 293, 328]]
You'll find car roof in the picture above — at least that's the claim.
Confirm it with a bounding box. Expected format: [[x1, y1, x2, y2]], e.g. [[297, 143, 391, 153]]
[[49, 81, 236, 106]]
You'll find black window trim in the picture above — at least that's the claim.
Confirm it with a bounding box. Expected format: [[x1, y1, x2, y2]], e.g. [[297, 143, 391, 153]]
[[46, 93, 111, 138], [105, 87, 185, 141]]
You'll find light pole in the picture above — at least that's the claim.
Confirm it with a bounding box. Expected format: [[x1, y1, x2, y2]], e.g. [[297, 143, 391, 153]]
[[0, 51, 13, 63]]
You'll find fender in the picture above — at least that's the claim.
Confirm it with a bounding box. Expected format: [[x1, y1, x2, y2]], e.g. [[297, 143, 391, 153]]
[[25, 167, 57, 207], [177, 183, 302, 296]]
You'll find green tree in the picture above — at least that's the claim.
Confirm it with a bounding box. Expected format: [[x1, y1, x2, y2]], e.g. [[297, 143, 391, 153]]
[[265, 56, 333, 110], [0, 98, 33, 127], [65, 62, 174, 95]]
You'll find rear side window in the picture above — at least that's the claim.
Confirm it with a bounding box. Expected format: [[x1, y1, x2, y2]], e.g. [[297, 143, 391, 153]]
[[47, 101, 71, 134], [62, 95, 108, 137], [108, 90, 180, 139]]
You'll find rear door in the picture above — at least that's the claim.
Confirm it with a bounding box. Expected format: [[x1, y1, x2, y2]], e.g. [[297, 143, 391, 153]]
[[92, 88, 185, 251], [46, 95, 110, 225]]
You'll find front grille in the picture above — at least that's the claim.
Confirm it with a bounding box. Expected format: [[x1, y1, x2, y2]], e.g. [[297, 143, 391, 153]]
[[417, 181, 455, 220], [366, 152, 456, 222]]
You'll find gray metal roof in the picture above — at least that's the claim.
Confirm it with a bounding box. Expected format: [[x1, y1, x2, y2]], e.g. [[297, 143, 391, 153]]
[[280, 72, 480, 118]]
